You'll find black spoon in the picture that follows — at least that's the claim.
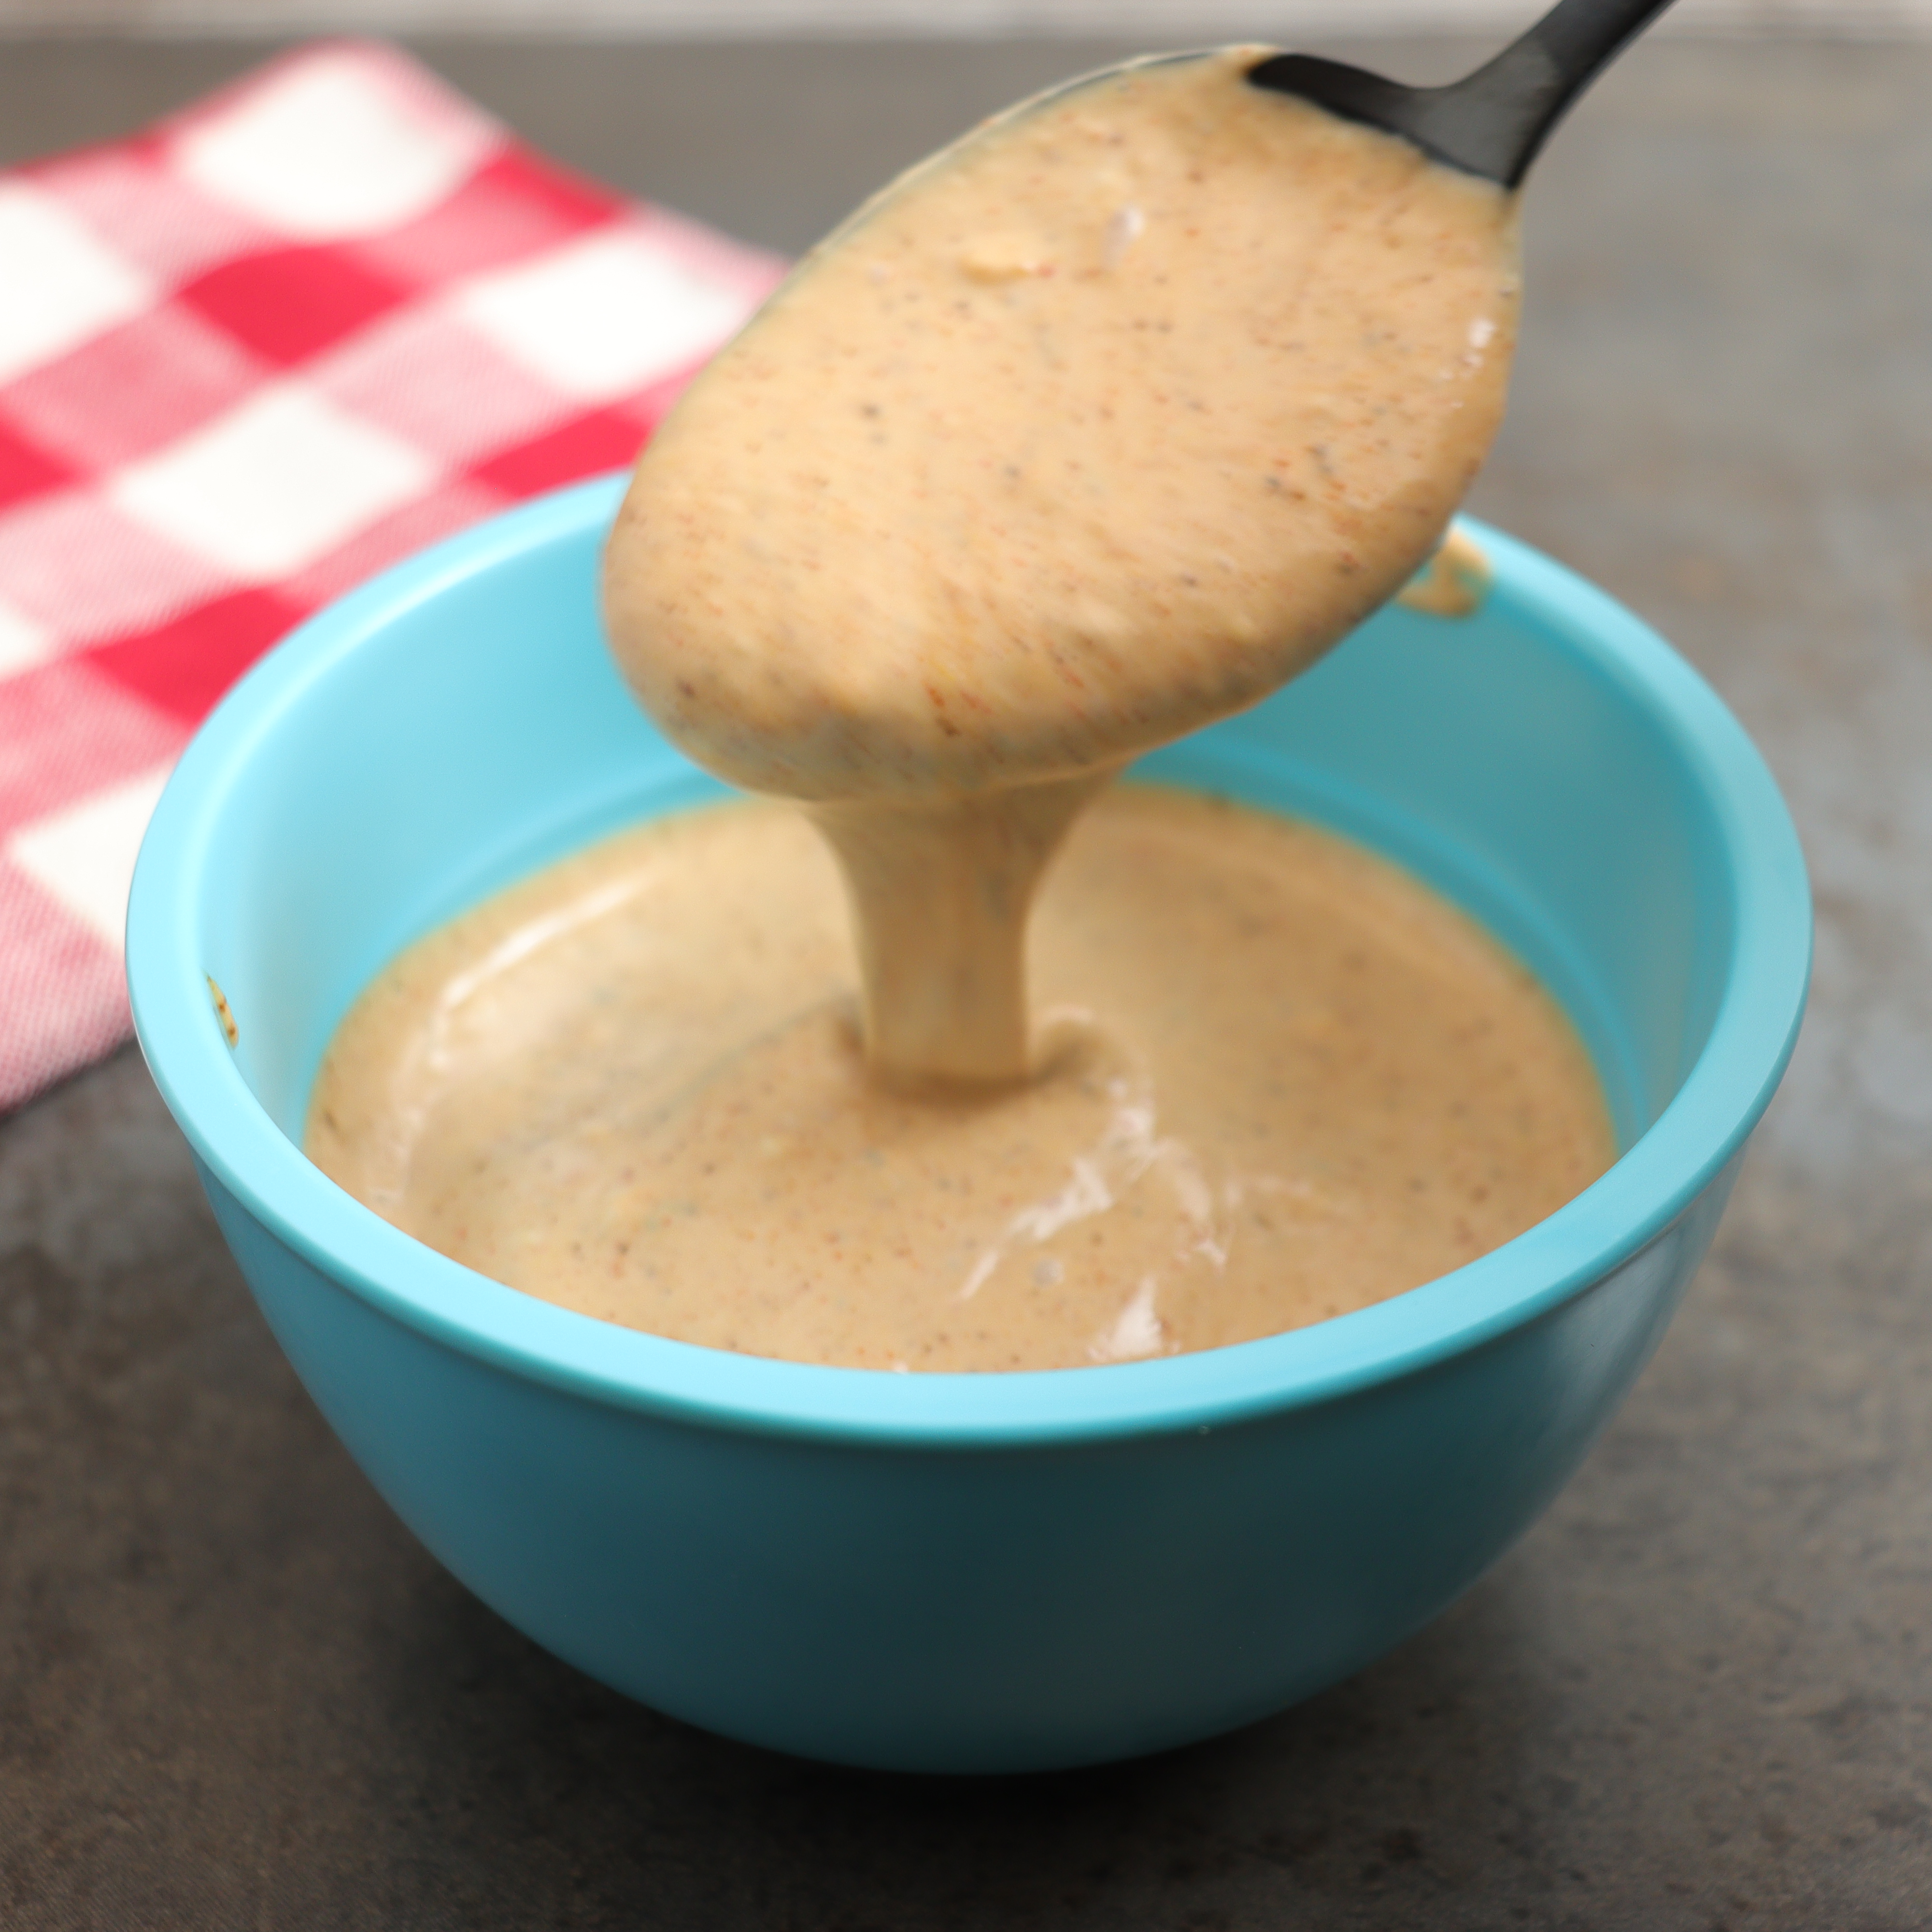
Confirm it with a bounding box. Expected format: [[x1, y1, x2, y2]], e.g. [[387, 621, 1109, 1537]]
[[1248, 0, 1679, 187]]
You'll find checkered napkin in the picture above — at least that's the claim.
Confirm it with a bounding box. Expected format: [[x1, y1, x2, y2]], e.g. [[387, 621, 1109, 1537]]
[[0, 41, 784, 1115]]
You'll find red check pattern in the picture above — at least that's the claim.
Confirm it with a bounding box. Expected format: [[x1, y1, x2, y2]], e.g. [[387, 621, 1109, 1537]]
[[0, 41, 784, 1114]]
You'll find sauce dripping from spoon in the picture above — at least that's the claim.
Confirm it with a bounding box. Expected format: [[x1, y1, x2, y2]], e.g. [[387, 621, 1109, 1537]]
[[603, 49, 1522, 1086]]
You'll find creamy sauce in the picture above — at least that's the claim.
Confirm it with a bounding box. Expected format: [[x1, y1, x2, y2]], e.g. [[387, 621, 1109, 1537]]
[[306, 49, 1598, 1372], [308, 790, 1613, 1372], [603, 49, 1521, 1083]]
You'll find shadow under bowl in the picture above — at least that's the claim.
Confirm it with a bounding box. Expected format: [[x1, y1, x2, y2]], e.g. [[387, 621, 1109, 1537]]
[[128, 475, 1809, 1775]]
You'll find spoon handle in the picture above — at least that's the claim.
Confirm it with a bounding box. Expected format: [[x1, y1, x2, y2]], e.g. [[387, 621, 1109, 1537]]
[[1446, 0, 1681, 185], [1249, 0, 1680, 187]]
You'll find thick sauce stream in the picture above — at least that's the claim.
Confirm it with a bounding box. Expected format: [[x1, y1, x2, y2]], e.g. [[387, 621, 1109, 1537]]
[[603, 50, 1521, 1083]]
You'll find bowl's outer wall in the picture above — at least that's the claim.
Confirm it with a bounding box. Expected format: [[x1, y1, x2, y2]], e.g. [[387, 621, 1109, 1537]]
[[199, 1151, 1738, 1775], [131, 477, 1809, 1773]]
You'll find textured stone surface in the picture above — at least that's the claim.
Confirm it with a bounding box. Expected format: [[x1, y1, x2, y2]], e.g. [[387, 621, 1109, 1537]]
[[4, 33, 1932, 1931]]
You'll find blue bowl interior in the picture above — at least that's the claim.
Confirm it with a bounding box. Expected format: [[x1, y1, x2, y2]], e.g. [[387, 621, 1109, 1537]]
[[213, 505, 1705, 1150], [129, 475, 1809, 1442]]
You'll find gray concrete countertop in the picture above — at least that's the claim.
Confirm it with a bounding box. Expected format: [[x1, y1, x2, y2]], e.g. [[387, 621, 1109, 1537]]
[[3, 32, 1929, 1931]]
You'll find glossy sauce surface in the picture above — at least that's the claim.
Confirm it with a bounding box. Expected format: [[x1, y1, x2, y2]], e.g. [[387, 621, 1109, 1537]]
[[308, 791, 1613, 1372]]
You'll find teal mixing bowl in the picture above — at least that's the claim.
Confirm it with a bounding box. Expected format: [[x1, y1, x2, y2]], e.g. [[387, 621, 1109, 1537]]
[[127, 475, 1809, 1774]]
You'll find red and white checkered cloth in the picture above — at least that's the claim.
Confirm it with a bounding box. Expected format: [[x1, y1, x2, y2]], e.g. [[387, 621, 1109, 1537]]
[[0, 40, 784, 1114]]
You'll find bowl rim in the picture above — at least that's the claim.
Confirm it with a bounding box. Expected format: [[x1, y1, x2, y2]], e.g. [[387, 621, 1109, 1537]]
[[128, 474, 1812, 1448]]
